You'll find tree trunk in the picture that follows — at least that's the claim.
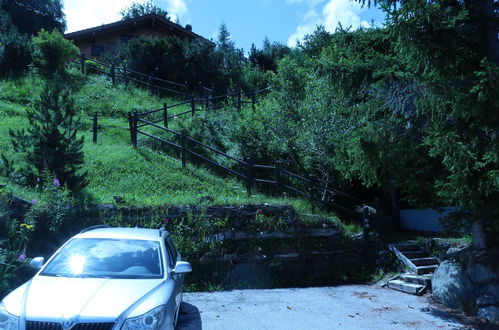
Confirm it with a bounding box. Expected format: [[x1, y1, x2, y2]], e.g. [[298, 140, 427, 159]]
[[471, 218, 487, 250]]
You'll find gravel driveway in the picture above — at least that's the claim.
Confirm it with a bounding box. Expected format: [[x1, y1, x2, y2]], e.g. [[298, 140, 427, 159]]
[[177, 285, 493, 330]]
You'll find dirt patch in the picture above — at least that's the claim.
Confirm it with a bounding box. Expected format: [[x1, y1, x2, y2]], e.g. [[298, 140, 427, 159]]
[[372, 306, 398, 313], [352, 291, 376, 299], [402, 321, 422, 327]]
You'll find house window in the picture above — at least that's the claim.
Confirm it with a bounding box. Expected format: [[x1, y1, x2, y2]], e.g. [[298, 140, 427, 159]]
[[91, 45, 104, 56]]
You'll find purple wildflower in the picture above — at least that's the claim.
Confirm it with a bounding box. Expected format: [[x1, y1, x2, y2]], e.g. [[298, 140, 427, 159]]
[[53, 178, 60, 187], [163, 218, 170, 224], [18, 252, 27, 261], [31, 199, 38, 205]]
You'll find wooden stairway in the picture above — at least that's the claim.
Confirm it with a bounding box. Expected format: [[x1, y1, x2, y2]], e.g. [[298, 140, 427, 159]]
[[386, 242, 440, 295]]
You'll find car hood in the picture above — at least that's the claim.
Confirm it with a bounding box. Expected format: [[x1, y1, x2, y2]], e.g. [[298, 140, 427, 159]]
[[20, 275, 163, 320]]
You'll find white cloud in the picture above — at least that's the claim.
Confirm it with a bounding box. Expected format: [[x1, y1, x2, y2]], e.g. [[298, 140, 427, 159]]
[[287, 0, 370, 47], [156, 0, 187, 22], [322, 0, 369, 31], [165, 0, 187, 16], [64, 0, 189, 33], [64, 0, 137, 32]]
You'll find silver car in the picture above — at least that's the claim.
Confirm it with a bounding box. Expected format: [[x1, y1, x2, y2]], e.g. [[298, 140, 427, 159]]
[[0, 226, 192, 330]]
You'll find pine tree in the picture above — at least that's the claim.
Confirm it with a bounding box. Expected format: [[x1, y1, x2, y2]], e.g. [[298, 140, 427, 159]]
[[8, 82, 88, 192]]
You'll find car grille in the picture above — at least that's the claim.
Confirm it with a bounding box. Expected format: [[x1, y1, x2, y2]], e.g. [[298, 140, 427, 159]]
[[26, 321, 116, 330]]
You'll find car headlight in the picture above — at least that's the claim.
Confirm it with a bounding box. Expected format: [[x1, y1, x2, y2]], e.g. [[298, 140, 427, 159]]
[[0, 302, 19, 330], [121, 305, 167, 330]]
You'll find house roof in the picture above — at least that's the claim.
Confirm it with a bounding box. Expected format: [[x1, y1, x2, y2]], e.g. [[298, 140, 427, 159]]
[[64, 14, 205, 42]]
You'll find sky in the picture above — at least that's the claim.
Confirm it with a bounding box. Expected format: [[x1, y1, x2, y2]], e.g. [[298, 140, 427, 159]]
[[64, 0, 386, 52]]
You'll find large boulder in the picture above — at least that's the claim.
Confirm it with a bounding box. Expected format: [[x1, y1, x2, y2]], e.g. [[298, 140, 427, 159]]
[[467, 263, 497, 285], [432, 260, 475, 309], [477, 306, 499, 326]]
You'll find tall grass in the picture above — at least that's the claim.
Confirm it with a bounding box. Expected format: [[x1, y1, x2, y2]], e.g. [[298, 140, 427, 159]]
[[0, 72, 335, 218]]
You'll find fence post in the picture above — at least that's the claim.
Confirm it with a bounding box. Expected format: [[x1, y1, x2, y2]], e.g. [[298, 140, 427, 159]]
[[252, 91, 256, 111], [274, 161, 282, 195], [163, 103, 168, 128], [181, 130, 187, 168], [127, 111, 138, 147], [92, 113, 98, 144], [111, 64, 116, 85], [127, 112, 134, 146], [245, 158, 253, 197], [80, 53, 85, 75], [237, 90, 242, 111], [190, 97, 196, 117], [122, 64, 128, 85]]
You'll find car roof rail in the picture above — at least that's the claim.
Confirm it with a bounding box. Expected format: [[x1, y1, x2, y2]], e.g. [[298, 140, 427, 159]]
[[79, 225, 110, 234], [159, 226, 167, 237]]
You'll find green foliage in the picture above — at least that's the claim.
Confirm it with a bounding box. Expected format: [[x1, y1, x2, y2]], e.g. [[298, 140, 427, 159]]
[[249, 38, 291, 72], [215, 23, 246, 91], [0, 0, 65, 36], [6, 83, 88, 192], [0, 185, 34, 299], [119, 0, 169, 20], [0, 9, 32, 78], [32, 29, 79, 79], [73, 75, 163, 117], [120, 36, 222, 94], [24, 175, 72, 236]]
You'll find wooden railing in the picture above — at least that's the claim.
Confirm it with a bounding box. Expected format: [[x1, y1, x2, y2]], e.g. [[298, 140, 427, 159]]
[[75, 54, 192, 97], [127, 108, 374, 218]]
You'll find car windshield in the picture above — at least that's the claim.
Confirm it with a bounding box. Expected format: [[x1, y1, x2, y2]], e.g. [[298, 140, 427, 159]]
[[41, 238, 163, 279]]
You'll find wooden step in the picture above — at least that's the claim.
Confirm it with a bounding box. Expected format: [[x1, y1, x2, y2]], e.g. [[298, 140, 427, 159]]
[[399, 274, 431, 286], [416, 265, 438, 275], [388, 279, 425, 295], [403, 251, 427, 258], [410, 257, 439, 266]]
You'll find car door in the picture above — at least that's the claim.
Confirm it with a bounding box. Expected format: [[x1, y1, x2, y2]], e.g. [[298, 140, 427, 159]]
[[164, 235, 183, 310]]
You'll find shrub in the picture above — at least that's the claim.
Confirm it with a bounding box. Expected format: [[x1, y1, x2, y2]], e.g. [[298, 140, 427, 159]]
[[32, 29, 79, 79], [24, 176, 72, 237]]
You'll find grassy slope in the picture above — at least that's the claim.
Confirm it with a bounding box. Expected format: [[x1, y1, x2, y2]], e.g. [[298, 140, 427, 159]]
[[0, 73, 323, 215]]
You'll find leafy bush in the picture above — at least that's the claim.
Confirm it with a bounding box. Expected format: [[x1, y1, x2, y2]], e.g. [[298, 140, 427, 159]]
[[24, 176, 72, 236], [0, 185, 34, 299], [32, 29, 79, 79]]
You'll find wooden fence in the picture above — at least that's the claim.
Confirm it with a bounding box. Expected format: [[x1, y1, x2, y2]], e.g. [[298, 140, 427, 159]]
[[134, 87, 270, 129], [79, 56, 376, 220], [127, 106, 373, 219], [75, 54, 203, 98]]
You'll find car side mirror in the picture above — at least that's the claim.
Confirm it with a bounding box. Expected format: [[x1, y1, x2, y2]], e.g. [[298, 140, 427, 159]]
[[29, 257, 45, 270], [172, 261, 192, 274]]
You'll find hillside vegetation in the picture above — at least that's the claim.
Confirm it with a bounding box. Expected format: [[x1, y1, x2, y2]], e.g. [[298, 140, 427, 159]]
[[0, 71, 319, 213]]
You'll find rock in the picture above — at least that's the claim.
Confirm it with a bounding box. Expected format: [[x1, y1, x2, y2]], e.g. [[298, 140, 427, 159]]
[[467, 263, 497, 285], [445, 246, 468, 257], [432, 260, 475, 309], [476, 295, 499, 307], [477, 306, 499, 326], [479, 283, 499, 300]]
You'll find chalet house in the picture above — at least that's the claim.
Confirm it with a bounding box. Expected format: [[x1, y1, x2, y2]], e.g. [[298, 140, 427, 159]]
[[64, 14, 204, 58]]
